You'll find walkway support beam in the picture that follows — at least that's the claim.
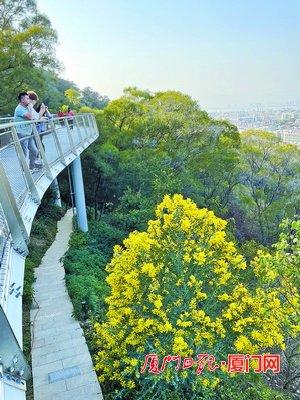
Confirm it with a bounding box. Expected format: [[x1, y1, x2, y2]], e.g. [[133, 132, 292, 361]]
[[50, 178, 62, 207], [70, 156, 88, 232]]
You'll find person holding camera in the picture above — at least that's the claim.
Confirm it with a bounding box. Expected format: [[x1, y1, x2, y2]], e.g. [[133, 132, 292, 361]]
[[27, 91, 47, 119], [27, 91, 50, 168], [33, 101, 53, 149], [14, 92, 42, 170]]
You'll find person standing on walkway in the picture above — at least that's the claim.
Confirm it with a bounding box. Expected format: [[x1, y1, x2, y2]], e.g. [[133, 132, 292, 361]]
[[14, 92, 42, 170], [27, 91, 47, 120], [27, 91, 48, 166], [34, 102, 53, 149], [67, 107, 74, 130]]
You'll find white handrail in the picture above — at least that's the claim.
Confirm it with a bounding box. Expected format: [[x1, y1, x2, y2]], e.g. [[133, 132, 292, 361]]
[[0, 113, 99, 391]]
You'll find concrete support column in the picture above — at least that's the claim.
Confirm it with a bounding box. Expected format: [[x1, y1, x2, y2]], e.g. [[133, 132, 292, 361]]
[[70, 156, 88, 232], [50, 178, 62, 207]]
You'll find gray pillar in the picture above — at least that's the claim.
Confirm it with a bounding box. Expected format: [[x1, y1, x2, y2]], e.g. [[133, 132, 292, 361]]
[[70, 156, 88, 232], [50, 178, 62, 207]]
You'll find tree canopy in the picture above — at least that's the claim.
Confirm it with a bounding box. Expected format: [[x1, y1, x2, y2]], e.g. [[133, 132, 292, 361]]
[[0, 0, 59, 112]]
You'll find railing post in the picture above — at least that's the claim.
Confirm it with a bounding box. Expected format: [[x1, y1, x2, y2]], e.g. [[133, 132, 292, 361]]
[[73, 115, 83, 144], [50, 119, 67, 165], [49, 178, 62, 207], [86, 114, 92, 137], [32, 123, 53, 180], [0, 163, 28, 255], [11, 127, 40, 204], [64, 118, 78, 156], [91, 114, 98, 136], [85, 114, 93, 139], [80, 115, 90, 139]]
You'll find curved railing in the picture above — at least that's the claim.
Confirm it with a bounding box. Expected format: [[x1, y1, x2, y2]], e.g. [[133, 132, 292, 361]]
[[0, 113, 99, 392]]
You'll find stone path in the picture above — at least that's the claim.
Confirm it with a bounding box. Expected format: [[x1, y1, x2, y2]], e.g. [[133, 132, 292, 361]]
[[30, 210, 103, 400]]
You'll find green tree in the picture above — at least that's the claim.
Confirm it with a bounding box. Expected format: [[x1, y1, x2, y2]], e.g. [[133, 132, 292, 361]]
[[252, 218, 300, 398], [82, 88, 243, 228], [0, 0, 59, 113], [81, 89, 298, 250], [235, 130, 300, 244], [81, 86, 109, 109], [103, 96, 145, 132], [65, 87, 81, 108]]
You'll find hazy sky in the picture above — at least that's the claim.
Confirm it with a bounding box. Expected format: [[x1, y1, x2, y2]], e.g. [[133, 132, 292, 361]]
[[38, 0, 300, 110]]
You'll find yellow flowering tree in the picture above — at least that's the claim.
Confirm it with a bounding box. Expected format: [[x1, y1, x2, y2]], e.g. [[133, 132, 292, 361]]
[[94, 194, 298, 398]]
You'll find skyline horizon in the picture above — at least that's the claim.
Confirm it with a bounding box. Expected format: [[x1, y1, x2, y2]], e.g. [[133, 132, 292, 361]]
[[38, 0, 300, 111], [56, 72, 300, 111]]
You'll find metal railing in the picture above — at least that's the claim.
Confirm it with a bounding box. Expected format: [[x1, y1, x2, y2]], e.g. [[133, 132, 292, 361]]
[[0, 112, 98, 386], [0, 116, 13, 123], [0, 112, 97, 256]]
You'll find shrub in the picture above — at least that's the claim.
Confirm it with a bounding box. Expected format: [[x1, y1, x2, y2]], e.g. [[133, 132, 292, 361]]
[[94, 194, 298, 398], [63, 248, 107, 279], [88, 220, 126, 257], [66, 275, 108, 320]]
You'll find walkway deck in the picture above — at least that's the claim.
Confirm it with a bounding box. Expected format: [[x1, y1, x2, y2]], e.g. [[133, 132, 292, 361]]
[[30, 210, 103, 400]]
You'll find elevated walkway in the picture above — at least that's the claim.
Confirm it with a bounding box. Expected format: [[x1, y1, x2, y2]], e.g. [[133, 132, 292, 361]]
[[0, 113, 99, 399]]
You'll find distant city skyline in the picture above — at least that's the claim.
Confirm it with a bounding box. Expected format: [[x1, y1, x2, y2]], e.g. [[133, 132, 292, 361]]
[[38, 0, 300, 110], [210, 107, 300, 145], [206, 102, 300, 112]]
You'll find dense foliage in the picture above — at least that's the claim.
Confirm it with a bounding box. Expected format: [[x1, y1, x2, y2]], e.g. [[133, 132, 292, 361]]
[[63, 220, 125, 321], [81, 88, 299, 246], [0, 0, 108, 114], [0, 0, 58, 112], [59, 87, 300, 399], [90, 194, 297, 399]]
